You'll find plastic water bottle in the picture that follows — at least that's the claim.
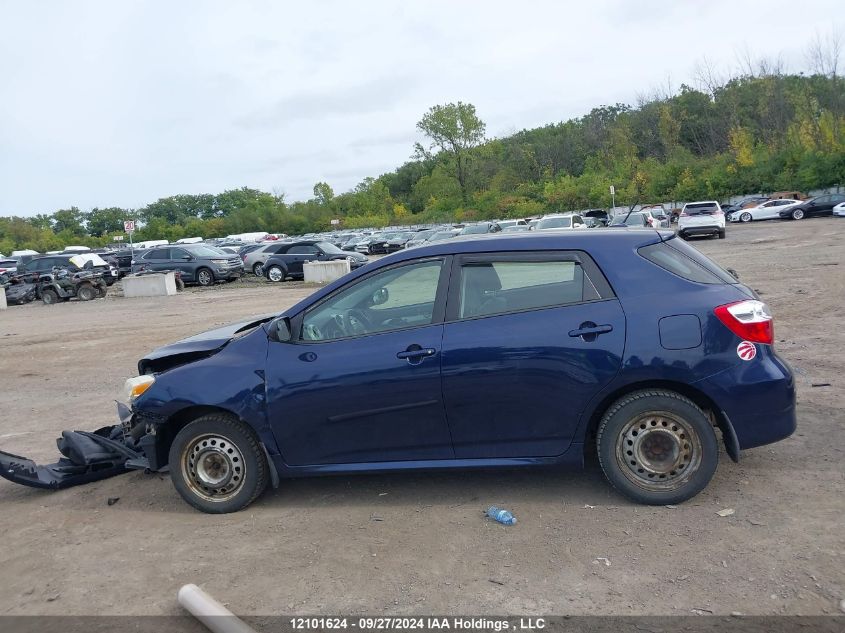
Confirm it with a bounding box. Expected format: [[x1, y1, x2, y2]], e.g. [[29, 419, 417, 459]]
[[486, 506, 517, 525]]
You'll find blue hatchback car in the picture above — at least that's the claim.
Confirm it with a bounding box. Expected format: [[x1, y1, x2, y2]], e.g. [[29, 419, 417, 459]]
[[24, 230, 796, 513]]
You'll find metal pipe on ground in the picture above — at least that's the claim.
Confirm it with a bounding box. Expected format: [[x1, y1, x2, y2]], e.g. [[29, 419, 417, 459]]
[[177, 583, 256, 633]]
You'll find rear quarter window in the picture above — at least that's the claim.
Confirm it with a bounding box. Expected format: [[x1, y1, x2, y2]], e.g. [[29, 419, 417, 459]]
[[638, 241, 737, 284]]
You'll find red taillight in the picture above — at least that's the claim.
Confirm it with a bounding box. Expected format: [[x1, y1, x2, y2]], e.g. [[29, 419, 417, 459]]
[[714, 300, 773, 344]]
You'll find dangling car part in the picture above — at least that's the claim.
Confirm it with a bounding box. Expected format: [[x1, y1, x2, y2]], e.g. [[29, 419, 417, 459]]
[[2, 273, 37, 305]]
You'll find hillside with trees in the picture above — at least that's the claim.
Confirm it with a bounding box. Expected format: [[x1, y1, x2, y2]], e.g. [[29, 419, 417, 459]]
[[2, 54, 843, 253]]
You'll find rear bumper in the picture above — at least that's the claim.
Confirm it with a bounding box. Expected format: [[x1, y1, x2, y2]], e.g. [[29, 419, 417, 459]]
[[679, 225, 723, 236], [695, 350, 796, 450]]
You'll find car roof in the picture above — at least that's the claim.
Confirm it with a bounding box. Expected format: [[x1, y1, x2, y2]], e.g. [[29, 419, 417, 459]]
[[381, 228, 667, 261]]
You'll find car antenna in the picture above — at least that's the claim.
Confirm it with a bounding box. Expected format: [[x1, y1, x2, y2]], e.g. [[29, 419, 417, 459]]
[[621, 198, 640, 224]]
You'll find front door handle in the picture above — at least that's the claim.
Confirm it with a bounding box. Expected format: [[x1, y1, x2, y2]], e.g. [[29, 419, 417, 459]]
[[569, 322, 613, 341], [397, 346, 436, 361]]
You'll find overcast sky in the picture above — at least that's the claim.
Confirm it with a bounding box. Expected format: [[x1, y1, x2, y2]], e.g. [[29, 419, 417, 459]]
[[0, 0, 840, 216]]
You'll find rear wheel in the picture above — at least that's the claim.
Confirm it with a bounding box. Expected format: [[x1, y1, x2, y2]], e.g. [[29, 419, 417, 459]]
[[597, 390, 718, 505], [253, 262, 264, 276], [266, 265, 285, 282], [41, 288, 59, 305], [196, 267, 214, 286], [169, 413, 269, 514], [792, 208, 805, 220], [739, 212, 752, 223]]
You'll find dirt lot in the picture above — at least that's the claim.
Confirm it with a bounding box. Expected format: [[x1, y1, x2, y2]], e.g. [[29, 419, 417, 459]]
[[0, 219, 843, 617]]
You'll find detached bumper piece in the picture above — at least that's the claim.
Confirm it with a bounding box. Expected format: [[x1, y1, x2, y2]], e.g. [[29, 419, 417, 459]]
[[0, 425, 142, 490]]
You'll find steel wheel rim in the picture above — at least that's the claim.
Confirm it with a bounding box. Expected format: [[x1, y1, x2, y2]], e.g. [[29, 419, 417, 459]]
[[181, 433, 245, 502], [615, 411, 702, 491], [254, 263, 264, 276], [268, 267, 283, 282]]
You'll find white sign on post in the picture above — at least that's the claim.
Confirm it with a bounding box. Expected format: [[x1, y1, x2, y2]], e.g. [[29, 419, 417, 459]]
[[123, 220, 135, 233], [609, 185, 615, 196], [330, 219, 340, 225]]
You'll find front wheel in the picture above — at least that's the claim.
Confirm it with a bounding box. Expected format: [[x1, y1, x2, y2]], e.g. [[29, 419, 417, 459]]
[[41, 288, 59, 305], [596, 390, 718, 505], [740, 212, 752, 223], [169, 414, 269, 514], [792, 208, 805, 220], [196, 267, 214, 286]]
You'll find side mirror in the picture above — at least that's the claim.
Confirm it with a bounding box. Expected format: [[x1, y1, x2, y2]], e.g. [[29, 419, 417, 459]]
[[371, 287, 389, 306], [181, 255, 193, 261], [269, 316, 292, 343]]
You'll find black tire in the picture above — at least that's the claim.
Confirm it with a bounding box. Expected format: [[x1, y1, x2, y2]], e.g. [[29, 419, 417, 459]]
[[169, 413, 269, 514], [76, 284, 97, 301], [97, 285, 108, 298], [196, 267, 214, 286], [252, 262, 264, 276], [791, 208, 804, 220], [678, 233, 688, 240], [266, 265, 285, 282], [41, 288, 59, 305], [718, 229, 726, 239], [596, 389, 718, 505], [739, 212, 752, 223]]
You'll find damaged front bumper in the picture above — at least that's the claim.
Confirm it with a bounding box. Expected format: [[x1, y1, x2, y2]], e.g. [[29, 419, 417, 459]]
[[0, 402, 152, 491]]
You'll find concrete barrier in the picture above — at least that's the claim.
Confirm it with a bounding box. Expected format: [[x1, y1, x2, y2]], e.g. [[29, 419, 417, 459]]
[[304, 260, 351, 284], [122, 272, 177, 298], [0, 288, 6, 310]]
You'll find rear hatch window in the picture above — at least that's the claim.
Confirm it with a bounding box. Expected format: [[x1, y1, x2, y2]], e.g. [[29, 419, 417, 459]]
[[684, 203, 720, 215], [638, 239, 738, 284]]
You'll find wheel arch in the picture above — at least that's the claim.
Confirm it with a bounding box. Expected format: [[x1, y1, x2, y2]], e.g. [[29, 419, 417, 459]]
[[145, 405, 280, 485], [581, 380, 740, 463]]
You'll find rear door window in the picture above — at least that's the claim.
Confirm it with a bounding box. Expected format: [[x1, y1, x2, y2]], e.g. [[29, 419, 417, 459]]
[[146, 248, 170, 260], [451, 253, 611, 320]]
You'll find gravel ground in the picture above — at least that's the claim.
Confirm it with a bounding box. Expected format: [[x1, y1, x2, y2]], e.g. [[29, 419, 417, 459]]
[[0, 219, 843, 617]]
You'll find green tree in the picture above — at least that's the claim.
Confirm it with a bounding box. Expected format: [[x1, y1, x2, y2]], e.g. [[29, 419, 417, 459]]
[[312, 182, 334, 205], [415, 102, 486, 202]]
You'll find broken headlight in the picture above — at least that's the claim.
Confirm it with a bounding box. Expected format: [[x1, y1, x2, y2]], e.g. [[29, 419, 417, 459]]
[[122, 375, 155, 403]]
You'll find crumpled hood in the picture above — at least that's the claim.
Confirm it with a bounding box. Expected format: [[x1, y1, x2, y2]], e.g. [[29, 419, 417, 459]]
[[138, 314, 275, 374]]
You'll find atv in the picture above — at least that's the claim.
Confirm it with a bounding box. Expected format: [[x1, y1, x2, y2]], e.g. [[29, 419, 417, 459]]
[[37, 267, 108, 304]]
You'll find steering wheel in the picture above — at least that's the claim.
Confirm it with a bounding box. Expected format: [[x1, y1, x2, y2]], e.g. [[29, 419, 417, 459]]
[[344, 309, 372, 336]]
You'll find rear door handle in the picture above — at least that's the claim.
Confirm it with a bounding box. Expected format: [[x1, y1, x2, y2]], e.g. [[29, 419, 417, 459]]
[[569, 323, 613, 339], [397, 347, 436, 360]]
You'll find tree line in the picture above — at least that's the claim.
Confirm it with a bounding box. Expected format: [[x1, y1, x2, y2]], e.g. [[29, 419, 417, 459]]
[[2, 45, 844, 254]]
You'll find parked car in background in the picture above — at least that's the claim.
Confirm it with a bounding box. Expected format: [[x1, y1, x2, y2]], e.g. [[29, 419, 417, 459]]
[[833, 201, 845, 217], [639, 205, 671, 228], [768, 191, 806, 201], [729, 199, 800, 222], [425, 229, 461, 243], [133, 244, 243, 286], [496, 219, 528, 230], [459, 221, 502, 235], [722, 196, 769, 216], [243, 243, 281, 276], [342, 236, 369, 252], [404, 229, 439, 248], [502, 225, 530, 232], [17, 253, 117, 285], [535, 214, 586, 231], [264, 240, 368, 282], [0, 258, 19, 276], [356, 233, 394, 255], [678, 201, 726, 239], [609, 212, 651, 228], [584, 209, 609, 227], [385, 232, 415, 253], [104, 229, 795, 513], [779, 193, 845, 220]]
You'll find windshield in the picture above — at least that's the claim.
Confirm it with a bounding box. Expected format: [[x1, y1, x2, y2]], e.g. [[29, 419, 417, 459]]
[[461, 224, 489, 234], [429, 231, 457, 241], [185, 245, 232, 258], [412, 230, 437, 241], [536, 216, 572, 229]]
